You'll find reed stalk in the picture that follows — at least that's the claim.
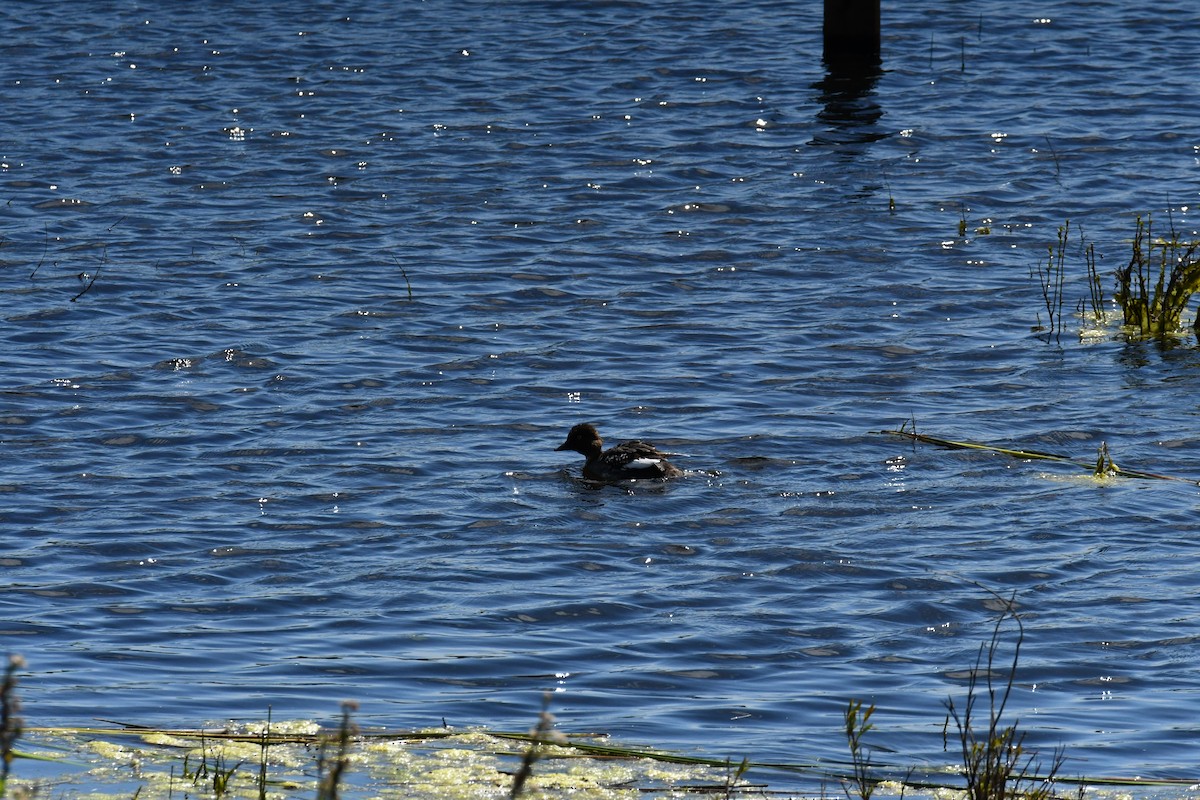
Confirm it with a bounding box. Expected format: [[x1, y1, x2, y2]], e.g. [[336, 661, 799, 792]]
[[257, 706, 272, 800], [842, 700, 876, 800], [722, 757, 750, 800], [316, 701, 358, 800], [1083, 238, 1103, 319], [1033, 221, 1069, 338], [509, 694, 561, 799], [942, 596, 1066, 800], [0, 655, 24, 799]]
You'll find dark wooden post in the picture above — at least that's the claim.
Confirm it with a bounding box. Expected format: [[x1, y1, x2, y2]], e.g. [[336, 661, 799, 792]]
[[823, 0, 881, 67]]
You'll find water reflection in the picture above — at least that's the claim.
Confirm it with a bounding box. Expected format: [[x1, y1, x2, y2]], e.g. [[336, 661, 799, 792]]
[[810, 62, 887, 152]]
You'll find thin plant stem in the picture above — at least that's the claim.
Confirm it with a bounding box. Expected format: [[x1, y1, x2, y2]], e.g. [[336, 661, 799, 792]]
[[0, 655, 25, 798], [942, 594, 1067, 800], [510, 694, 562, 799], [842, 700, 876, 800], [316, 701, 359, 800]]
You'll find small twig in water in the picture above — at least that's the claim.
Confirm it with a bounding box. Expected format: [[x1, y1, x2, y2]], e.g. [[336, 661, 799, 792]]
[[30, 223, 50, 279], [1043, 134, 1062, 185], [392, 256, 414, 301], [72, 270, 101, 301], [879, 168, 896, 213], [71, 244, 109, 302]]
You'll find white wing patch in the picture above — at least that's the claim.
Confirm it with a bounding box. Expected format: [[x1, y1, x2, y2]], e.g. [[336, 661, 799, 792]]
[[624, 457, 662, 471]]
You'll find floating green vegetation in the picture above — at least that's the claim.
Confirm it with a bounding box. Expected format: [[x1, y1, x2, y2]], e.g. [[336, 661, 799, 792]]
[[5, 666, 1200, 798], [8, 723, 736, 800], [881, 420, 1199, 484], [0, 659, 746, 800], [956, 205, 992, 239]]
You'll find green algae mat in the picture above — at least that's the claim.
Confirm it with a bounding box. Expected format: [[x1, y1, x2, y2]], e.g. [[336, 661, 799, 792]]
[[8, 721, 750, 800]]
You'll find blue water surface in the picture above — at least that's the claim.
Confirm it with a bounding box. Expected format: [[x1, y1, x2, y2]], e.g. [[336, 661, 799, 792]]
[[3, 0, 1200, 792]]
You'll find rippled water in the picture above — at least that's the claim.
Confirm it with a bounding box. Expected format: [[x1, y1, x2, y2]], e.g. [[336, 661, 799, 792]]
[[4, 0, 1200, 792]]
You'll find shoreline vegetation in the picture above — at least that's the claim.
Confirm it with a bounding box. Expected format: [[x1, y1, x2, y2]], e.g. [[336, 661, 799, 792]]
[[4, 602, 1199, 800]]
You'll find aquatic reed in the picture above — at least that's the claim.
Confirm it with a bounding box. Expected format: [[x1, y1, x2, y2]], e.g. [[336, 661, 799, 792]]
[[1033, 220, 1069, 338], [881, 170, 895, 213], [722, 757, 750, 800], [1082, 235, 1103, 320], [842, 699, 877, 800], [1043, 134, 1063, 185], [1114, 213, 1200, 335], [1092, 442, 1118, 478], [29, 224, 50, 280], [0, 655, 24, 799], [256, 706, 272, 800], [316, 701, 359, 800], [391, 256, 414, 301], [508, 694, 560, 799], [942, 595, 1066, 800], [182, 731, 244, 798]]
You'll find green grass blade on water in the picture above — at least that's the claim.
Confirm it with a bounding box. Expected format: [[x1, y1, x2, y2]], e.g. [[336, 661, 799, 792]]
[[879, 424, 1199, 484]]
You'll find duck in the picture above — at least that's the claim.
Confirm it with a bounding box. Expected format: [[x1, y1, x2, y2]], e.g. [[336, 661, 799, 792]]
[[555, 422, 682, 482]]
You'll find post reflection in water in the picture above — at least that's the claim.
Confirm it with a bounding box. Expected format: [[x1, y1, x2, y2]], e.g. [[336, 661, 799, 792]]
[[810, 62, 887, 151]]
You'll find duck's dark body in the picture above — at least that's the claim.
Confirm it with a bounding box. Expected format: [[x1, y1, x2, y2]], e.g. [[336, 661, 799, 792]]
[[555, 423, 682, 482]]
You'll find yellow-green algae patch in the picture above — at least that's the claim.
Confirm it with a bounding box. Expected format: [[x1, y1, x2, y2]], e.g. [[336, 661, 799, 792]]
[[13, 724, 1184, 800], [12, 722, 729, 800]]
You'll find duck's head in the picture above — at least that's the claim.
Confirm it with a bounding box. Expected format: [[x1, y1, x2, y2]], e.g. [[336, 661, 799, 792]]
[[555, 423, 602, 456]]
